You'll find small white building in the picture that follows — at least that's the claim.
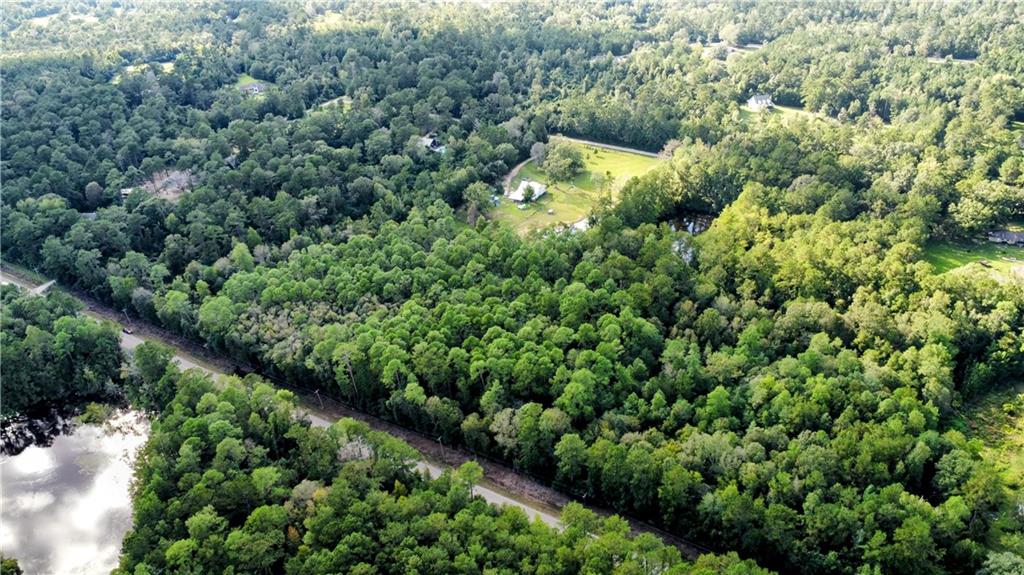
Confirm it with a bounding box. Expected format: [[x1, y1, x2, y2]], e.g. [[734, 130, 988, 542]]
[[747, 94, 773, 111], [419, 133, 447, 154], [508, 180, 547, 203], [241, 83, 265, 95]]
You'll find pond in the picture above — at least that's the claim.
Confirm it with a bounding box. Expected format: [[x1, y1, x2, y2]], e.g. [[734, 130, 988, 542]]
[[0, 409, 149, 575], [669, 210, 716, 235]]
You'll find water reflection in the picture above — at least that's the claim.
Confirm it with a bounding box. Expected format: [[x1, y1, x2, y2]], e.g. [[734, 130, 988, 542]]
[[668, 210, 715, 235], [2, 407, 77, 457], [0, 410, 149, 575]]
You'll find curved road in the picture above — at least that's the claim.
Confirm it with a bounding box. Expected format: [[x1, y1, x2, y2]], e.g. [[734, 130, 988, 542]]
[[1, 267, 707, 557]]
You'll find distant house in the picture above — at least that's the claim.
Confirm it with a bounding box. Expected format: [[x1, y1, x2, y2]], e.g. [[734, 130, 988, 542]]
[[988, 230, 1024, 246], [120, 187, 137, 199], [419, 133, 447, 154], [240, 83, 265, 96], [747, 94, 773, 111], [508, 180, 547, 203]]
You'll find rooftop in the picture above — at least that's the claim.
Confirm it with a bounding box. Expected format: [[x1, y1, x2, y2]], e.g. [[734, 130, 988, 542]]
[[507, 180, 547, 203]]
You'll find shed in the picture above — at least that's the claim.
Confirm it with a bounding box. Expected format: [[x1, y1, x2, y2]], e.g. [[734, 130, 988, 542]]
[[747, 94, 773, 111]]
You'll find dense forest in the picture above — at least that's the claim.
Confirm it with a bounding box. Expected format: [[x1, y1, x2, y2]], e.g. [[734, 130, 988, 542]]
[[2, 0, 1023, 573], [0, 285, 123, 417], [115, 369, 770, 575]]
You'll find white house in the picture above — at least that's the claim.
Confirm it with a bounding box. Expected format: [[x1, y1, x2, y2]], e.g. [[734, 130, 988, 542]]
[[241, 82, 265, 96], [747, 94, 773, 111], [508, 180, 547, 202], [988, 230, 1024, 246]]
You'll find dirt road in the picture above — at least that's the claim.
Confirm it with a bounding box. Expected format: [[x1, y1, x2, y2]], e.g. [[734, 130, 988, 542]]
[[502, 157, 532, 195], [549, 134, 662, 158]]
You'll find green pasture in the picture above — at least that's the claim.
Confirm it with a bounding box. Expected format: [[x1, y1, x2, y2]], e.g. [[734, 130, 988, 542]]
[[234, 73, 262, 88], [493, 139, 663, 235], [923, 241, 1024, 282]]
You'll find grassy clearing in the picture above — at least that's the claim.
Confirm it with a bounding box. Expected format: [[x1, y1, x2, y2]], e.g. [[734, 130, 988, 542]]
[[922, 241, 1024, 282], [312, 11, 346, 32], [926, 56, 977, 65], [113, 61, 174, 84], [26, 12, 98, 27], [316, 95, 352, 111], [741, 103, 822, 123], [26, 12, 60, 26], [234, 73, 262, 88], [962, 381, 1024, 542], [492, 139, 663, 234]]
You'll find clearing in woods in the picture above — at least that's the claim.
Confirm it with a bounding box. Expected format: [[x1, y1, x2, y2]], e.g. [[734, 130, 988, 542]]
[[961, 380, 1024, 542], [922, 240, 1024, 283], [234, 73, 264, 89], [493, 137, 663, 235], [740, 102, 823, 123], [312, 11, 346, 32]]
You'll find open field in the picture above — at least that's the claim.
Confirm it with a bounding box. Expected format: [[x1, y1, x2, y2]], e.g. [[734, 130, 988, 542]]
[[113, 61, 174, 84], [26, 12, 60, 26], [234, 73, 262, 88], [492, 138, 663, 234], [126, 61, 174, 74], [926, 55, 977, 65], [316, 95, 353, 111], [26, 12, 98, 28], [741, 103, 822, 123], [923, 240, 1024, 282]]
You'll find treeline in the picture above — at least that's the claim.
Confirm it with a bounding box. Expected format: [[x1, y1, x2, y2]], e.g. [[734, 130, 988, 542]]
[[612, 96, 1022, 237], [115, 370, 770, 575], [0, 285, 123, 417]]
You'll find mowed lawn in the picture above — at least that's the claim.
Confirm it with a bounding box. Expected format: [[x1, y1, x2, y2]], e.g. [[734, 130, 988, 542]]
[[234, 73, 263, 88], [493, 139, 663, 234], [740, 103, 822, 124], [922, 241, 1024, 282]]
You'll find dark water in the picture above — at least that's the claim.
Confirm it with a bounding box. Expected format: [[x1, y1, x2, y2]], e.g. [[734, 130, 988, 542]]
[[1, 408, 77, 457], [668, 211, 715, 235], [0, 410, 148, 575]]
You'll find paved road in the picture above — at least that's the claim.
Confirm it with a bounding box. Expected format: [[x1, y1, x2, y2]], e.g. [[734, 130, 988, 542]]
[[1, 268, 709, 553], [1, 270, 562, 527]]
